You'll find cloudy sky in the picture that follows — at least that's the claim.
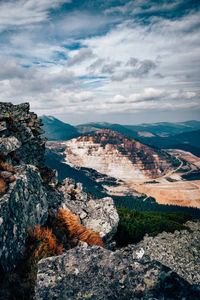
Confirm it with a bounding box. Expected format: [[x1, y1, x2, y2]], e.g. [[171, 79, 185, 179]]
[[0, 0, 200, 124]]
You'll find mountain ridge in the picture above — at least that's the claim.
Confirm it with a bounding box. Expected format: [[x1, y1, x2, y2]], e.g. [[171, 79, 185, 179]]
[[40, 115, 80, 141], [41, 115, 200, 157]]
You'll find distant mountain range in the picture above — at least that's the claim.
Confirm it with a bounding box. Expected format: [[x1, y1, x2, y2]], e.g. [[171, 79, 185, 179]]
[[40, 115, 80, 141], [77, 120, 200, 137], [40, 116, 200, 157], [138, 129, 200, 157]]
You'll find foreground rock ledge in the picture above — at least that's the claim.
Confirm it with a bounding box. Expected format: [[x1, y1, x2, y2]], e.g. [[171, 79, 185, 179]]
[[35, 244, 200, 300]]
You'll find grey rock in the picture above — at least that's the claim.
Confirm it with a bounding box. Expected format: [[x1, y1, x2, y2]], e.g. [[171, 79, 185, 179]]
[[0, 121, 7, 132], [58, 178, 119, 244], [0, 136, 22, 155], [0, 171, 14, 180], [61, 196, 119, 244], [47, 169, 58, 188], [76, 182, 83, 192], [59, 177, 76, 192], [35, 243, 200, 300], [0, 102, 54, 271], [59, 178, 86, 200], [129, 220, 200, 285], [0, 102, 46, 167], [0, 165, 49, 271]]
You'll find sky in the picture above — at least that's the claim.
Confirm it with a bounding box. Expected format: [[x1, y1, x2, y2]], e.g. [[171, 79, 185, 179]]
[[0, 0, 200, 125]]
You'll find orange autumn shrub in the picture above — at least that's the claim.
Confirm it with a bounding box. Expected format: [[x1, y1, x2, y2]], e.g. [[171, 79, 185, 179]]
[[27, 225, 63, 262], [0, 161, 16, 173], [0, 178, 7, 195], [56, 209, 104, 247]]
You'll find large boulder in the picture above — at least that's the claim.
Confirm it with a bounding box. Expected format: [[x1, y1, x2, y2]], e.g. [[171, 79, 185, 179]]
[[35, 243, 200, 300], [59, 178, 119, 244]]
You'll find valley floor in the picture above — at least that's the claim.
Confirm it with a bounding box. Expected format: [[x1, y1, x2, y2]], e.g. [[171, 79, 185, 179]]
[[131, 180, 200, 208]]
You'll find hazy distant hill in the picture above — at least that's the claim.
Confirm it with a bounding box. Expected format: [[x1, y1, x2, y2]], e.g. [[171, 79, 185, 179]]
[[139, 129, 200, 157], [77, 120, 200, 138], [124, 120, 200, 137], [40, 115, 80, 141], [76, 122, 139, 138]]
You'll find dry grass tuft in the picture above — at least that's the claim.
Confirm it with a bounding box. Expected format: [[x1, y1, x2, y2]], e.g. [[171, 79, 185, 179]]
[[55, 209, 104, 247], [26, 225, 63, 262], [0, 178, 8, 195]]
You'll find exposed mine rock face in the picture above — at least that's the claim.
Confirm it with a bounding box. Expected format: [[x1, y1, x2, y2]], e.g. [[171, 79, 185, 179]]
[[62, 129, 180, 181], [0, 102, 46, 167], [35, 243, 200, 300]]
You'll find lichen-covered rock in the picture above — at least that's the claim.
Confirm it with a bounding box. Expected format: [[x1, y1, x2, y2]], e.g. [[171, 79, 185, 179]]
[[0, 102, 60, 271], [61, 191, 119, 244], [0, 102, 46, 166], [59, 177, 87, 201], [0, 165, 49, 271], [58, 178, 119, 244], [129, 220, 200, 285], [35, 243, 200, 300]]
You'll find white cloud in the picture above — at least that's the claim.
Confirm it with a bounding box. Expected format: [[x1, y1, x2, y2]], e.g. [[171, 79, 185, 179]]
[[0, 58, 77, 98], [129, 88, 166, 102], [185, 91, 196, 99], [68, 48, 94, 66], [0, 1, 199, 122], [105, 0, 183, 16], [0, 0, 71, 31]]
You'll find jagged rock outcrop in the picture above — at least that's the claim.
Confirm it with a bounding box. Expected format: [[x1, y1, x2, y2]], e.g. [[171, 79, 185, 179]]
[[0, 103, 119, 271], [0, 103, 50, 271], [35, 243, 200, 300], [0, 102, 46, 166], [59, 178, 119, 244]]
